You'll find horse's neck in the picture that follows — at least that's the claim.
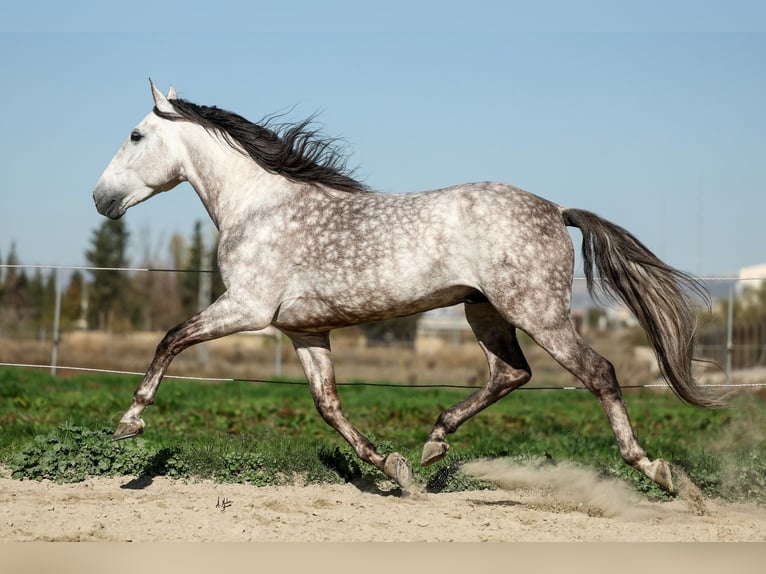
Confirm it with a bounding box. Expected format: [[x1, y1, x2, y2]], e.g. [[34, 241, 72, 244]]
[[183, 131, 297, 229]]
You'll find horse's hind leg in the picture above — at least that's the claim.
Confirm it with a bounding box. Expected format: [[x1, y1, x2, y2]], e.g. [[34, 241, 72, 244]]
[[422, 301, 531, 466], [289, 332, 413, 490], [523, 320, 674, 492]]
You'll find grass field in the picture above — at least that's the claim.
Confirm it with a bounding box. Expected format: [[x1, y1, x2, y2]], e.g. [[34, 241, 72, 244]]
[[1, 366, 764, 502]]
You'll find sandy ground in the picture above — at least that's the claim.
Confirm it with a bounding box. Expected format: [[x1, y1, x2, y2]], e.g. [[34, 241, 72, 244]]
[[2, 460, 765, 543]]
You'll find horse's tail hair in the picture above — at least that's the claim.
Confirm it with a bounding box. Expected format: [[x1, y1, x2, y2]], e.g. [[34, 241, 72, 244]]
[[562, 208, 726, 409]]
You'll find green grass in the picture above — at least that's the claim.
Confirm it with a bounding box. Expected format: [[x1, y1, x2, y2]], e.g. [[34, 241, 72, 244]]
[[1, 366, 764, 501]]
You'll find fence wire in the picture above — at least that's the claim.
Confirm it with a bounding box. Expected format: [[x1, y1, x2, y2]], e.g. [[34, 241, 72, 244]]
[[0, 361, 761, 392], [1, 263, 765, 392]]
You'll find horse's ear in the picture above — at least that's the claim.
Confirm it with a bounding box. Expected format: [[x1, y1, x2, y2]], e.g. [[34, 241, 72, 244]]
[[167, 85, 177, 100], [149, 78, 174, 113]]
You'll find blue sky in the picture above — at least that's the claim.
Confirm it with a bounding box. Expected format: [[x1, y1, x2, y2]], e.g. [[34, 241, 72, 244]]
[[1, 2, 765, 278]]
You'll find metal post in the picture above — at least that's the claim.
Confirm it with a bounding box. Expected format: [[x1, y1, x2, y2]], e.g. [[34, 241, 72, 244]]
[[51, 268, 62, 377], [726, 283, 734, 383]]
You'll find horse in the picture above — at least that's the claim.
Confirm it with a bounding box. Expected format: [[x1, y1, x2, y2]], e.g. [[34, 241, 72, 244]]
[[92, 80, 723, 493]]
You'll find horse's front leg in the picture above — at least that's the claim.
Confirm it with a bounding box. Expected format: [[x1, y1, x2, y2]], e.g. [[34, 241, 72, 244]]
[[114, 294, 265, 440], [289, 332, 413, 490]]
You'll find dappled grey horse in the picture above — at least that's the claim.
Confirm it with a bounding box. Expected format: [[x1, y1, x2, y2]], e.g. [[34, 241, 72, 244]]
[[93, 81, 722, 492]]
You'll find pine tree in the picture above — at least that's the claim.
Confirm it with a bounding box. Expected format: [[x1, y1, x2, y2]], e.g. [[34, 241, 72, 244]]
[[179, 220, 206, 318], [169, 232, 188, 271], [85, 219, 130, 331], [130, 233, 182, 331], [26, 269, 47, 332], [4, 242, 20, 296], [62, 270, 86, 327], [1, 243, 29, 333]]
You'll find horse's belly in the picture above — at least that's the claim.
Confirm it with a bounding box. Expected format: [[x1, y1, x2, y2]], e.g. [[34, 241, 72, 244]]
[[271, 285, 478, 332]]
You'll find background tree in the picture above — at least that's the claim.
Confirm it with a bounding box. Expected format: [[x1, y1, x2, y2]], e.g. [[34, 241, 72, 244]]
[[3, 242, 22, 306], [699, 281, 766, 329], [25, 269, 56, 334], [178, 220, 223, 318], [179, 220, 205, 318], [61, 270, 86, 328], [1, 243, 29, 334], [131, 235, 182, 331], [169, 232, 188, 271], [85, 219, 130, 331], [739, 282, 766, 321]]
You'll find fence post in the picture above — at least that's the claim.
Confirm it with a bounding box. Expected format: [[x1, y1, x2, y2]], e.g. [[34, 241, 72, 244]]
[[726, 284, 734, 382], [50, 268, 62, 377]]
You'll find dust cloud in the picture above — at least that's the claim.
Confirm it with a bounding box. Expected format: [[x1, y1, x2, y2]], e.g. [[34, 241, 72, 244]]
[[461, 458, 660, 521]]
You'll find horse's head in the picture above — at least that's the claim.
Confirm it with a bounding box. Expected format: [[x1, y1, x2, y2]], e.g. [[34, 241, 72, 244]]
[[93, 80, 185, 219]]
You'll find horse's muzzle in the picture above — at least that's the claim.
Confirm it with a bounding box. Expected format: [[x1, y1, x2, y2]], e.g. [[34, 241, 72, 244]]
[[93, 191, 126, 220]]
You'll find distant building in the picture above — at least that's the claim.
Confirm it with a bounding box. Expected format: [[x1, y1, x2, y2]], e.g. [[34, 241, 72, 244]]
[[738, 262, 766, 292]]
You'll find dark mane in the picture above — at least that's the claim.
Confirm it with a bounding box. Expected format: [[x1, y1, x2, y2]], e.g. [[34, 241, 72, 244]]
[[154, 99, 369, 193]]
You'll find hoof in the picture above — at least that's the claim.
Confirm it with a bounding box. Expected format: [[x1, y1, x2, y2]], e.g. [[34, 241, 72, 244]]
[[648, 458, 674, 493], [383, 453, 412, 490], [112, 418, 145, 441], [421, 441, 449, 466]]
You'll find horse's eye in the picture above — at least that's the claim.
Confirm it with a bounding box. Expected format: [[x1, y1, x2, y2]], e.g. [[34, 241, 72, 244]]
[[130, 130, 143, 143]]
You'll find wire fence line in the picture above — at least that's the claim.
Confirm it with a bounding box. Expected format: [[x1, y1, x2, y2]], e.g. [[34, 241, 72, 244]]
[[1, 262, 765, 389], [1, 361, 761, 391]]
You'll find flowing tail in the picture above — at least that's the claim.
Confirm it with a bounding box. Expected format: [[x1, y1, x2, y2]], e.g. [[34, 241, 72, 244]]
[[562, 208, 725, 408]]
